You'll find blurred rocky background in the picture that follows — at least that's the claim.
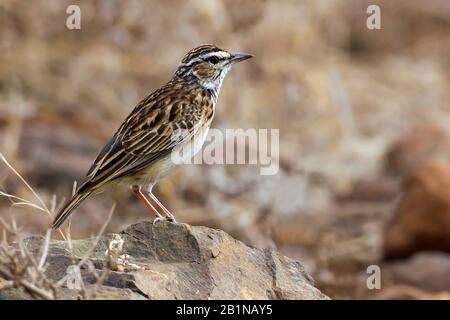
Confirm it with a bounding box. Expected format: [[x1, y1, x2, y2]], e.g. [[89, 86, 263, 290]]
[[0, 0, 449, 299]]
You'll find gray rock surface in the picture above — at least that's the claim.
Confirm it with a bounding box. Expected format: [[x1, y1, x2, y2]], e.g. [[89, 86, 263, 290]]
[[0, 221, 329, 300]]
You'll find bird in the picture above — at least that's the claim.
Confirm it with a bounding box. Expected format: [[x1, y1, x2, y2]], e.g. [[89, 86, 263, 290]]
[[51, 44, 253, 229]]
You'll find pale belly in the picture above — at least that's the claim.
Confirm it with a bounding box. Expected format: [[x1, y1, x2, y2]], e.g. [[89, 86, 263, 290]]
[[118, 123, 211, 189]]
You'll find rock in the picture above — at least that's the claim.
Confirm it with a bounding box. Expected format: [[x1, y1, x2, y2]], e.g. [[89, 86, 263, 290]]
[[365, 252, 450, 299], [385, 126, 449, 178], [335, 177, 400, 203], [384, 160, 450, 259], [0, 221, 328, 300], [382, 252, 450, 293], [372, 286, 450, 300], [327, 252, 450, 300]]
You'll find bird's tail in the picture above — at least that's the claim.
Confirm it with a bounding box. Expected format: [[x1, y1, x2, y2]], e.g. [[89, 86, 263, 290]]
[[51, 191, 91, 229]]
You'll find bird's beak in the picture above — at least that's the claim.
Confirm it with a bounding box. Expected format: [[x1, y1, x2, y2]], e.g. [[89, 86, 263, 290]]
[[230, 52, 253, 64]]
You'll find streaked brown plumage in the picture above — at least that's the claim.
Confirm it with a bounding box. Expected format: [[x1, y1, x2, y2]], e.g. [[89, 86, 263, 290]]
[[51, 44, 252, 229]]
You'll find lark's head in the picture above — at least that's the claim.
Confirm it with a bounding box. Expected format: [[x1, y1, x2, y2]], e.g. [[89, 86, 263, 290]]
[[175, 44, 253, 91]]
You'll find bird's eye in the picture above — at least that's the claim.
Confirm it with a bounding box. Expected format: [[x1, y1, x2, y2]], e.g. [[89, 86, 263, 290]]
[[206, 56, 220, 64]]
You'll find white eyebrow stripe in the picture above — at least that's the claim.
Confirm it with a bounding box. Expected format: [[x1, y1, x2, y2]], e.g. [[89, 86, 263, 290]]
[[200, 51, 230, 59], [179, 51, 230, 67]]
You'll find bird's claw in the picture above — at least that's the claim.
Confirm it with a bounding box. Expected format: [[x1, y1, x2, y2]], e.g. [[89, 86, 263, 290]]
[[165, 213, 176, 223], [152, 216, 163, 224], [152, 215, 176, 224]]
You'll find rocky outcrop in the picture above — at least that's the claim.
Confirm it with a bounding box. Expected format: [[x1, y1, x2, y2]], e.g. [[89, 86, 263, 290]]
[[382, 252, 450, 293], [385, 126, 450, 178], [367, 252, 450, 300], [0, 221, 328, 300], [384, 160, 450, 259]]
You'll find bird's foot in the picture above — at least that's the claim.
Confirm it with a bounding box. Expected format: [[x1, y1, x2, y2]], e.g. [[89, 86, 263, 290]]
[[164, 213, 177, 223], [152, 216, 163, 224]]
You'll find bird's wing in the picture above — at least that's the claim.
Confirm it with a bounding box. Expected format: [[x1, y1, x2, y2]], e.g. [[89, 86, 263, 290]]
[[78, 96, 203, 193]]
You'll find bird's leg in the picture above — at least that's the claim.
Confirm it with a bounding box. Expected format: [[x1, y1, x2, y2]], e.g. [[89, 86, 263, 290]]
[[131, 185, 163, 223], [145, 190, 176, 223]]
